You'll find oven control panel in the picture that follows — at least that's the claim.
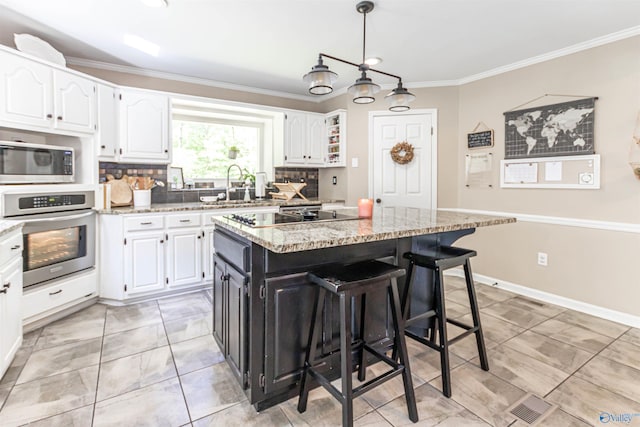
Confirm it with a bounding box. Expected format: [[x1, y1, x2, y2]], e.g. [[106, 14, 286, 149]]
[[19, 194, 86, 209]]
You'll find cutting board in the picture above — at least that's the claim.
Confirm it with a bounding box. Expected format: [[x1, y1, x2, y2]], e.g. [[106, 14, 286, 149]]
[[109, 178, 133, 206]]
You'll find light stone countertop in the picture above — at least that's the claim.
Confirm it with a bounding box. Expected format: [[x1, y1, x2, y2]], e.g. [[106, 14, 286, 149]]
[[212, 207, 516, 253], [95, 199, 344, 215], [0, 220, 23, 238]]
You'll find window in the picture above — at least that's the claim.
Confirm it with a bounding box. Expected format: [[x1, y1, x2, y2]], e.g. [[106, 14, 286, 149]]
[[172, 119, 261, 184], [170, 97, 283, 189]]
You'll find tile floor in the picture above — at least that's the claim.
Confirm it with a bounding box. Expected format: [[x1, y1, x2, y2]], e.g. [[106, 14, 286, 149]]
[[1, 277, 639, 426]]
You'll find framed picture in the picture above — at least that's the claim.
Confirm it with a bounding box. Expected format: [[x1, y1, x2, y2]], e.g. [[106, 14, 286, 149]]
[[168, 167, 184, 189]]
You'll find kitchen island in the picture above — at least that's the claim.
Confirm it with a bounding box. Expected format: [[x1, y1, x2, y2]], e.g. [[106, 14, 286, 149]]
[[211, 207, 515, 410]]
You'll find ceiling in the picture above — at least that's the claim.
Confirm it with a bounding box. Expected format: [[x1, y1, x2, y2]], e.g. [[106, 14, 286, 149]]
[[0, 0, 639, 100]]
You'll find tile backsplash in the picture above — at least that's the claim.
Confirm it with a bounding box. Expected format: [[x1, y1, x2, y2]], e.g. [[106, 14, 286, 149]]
[[274, 167, 319, 199], [99, 163, 320, 204]]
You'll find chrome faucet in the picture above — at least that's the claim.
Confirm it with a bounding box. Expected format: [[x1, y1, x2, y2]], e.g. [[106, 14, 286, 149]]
[[226, 164, 244, 202]]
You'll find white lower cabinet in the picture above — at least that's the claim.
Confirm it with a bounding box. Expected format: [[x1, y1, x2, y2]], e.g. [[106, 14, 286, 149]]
[[167, 228, 202, 288], [0, 228, 23, 378], [124, 231, 165, 295]]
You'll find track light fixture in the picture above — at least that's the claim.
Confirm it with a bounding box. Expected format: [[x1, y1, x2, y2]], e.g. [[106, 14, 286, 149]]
[[303, 1, 415, 111]]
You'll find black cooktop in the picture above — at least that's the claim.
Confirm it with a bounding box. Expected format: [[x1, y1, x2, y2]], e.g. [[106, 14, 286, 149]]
[[225, 210, 359, 228]]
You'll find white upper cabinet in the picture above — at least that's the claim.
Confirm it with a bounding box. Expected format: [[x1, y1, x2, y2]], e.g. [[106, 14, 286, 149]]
[[283, 109, 347, 168], [96, 84, 118, 159], [118, 88, 170, 163], [284, 111, 325, 166], [0, 53, 53, 129], [53, 69, 96, 133], [0, 50, 96, 135]]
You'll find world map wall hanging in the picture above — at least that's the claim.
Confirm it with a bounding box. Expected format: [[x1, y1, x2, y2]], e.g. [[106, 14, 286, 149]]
[[503, 97, 596, 159]]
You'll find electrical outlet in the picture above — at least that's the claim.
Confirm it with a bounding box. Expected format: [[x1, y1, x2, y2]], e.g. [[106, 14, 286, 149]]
[[537, 252, 548, 266], [332, 176, 337, 185]]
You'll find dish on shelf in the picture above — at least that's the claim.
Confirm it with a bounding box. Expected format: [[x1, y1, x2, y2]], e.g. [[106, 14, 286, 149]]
[[14, 33, 66, 66]]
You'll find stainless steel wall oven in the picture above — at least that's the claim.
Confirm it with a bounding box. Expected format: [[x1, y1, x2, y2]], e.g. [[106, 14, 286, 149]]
[[1, 188, 95, 288]]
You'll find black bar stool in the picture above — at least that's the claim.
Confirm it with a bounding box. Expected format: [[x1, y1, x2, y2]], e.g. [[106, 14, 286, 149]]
[[401, 245, 489, 398], [298, 260, 418, 427]]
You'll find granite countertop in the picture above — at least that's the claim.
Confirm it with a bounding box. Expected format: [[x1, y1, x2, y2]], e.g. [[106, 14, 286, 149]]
[[95, 199, 344, 215], [212, 207, 516, 253], [0, 220, 23, 238]]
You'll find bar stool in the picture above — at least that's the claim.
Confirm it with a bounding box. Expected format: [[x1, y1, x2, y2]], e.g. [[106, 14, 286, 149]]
[[401, 245, 489, 398], [298, 260, 418, 427]]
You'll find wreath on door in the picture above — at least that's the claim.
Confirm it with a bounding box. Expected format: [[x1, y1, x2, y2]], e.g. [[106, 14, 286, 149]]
[[390, 141, 414, 164]]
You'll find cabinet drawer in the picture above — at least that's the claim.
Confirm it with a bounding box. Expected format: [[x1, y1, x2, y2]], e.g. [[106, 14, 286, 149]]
[[214, 230, 249, 272], [23, 272, 97, 320], [167, 213, 201, 228], [124, 215, 164, 232], [0, 229, 23, 265]]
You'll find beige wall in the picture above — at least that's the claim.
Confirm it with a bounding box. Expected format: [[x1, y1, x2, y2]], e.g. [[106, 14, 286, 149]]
[[456, 36, 640, 317]]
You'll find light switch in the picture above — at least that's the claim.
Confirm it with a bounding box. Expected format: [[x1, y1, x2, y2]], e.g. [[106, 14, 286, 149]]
[[351, 157, 359, 168]]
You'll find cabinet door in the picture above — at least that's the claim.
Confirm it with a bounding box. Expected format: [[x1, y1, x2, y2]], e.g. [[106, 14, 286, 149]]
[[284, 111, 306, 164], [202, 227, 215, 284], [119, 90, 169, 162], [53, 70, 96, 133], [306, 114, 325, 166], [226, 264, 248, 385], [212, 257, 226, 350], [0, 53, 52, 129], [124, 231, 165, 295], [263, 272, 319, 393], [167, 229, 202, 287], [97, 84, 118, 158], [0, 258, 23, 375]]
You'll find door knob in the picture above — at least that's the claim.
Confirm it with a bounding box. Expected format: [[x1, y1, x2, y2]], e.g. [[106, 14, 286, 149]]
[[375, 198, 381, 204]]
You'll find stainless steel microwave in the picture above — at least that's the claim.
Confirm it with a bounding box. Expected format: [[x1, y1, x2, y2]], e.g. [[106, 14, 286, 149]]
[[0, 141, 74, 184]]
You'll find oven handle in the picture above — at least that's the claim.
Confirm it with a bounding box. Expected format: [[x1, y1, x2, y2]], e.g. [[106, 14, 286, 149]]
[[19, 211, 95, 223]]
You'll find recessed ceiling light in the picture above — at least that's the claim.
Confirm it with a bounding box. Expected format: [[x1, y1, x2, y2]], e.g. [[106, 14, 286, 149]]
[[141, 0, 168, 7], [123, 34, 160, 57], [364, 57, 382, 66]]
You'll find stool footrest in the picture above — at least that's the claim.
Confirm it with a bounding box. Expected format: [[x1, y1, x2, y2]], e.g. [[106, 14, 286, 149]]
[[353, 367, 404, 398], [405, 309, 436, 327], [405, 330, 440, 352], [447, 328, 479, 345], [308, 368, 346, 404]]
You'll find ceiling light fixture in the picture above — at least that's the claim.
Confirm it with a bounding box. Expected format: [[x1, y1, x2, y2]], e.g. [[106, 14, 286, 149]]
[[303, 1, 415, 111]]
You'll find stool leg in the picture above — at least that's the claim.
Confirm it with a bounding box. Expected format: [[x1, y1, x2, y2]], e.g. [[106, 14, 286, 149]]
[[340, 292, 354, 427], [298, 287, 326, 414], [435, 268, 452, 398], [393, 261, 415, 362], [429, 270, 438, 344], [357, 293, 367, 382], [389, 277, 419, 423], [464, 260, 489, 371]]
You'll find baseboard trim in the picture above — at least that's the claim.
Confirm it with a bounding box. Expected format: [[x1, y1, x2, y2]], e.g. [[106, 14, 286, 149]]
[[441, 208, 640, 234], [445, 269, 640, 328]]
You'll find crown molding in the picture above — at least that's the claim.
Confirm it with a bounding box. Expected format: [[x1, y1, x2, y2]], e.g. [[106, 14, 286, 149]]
[[66, 26, 640, 100], [457, 25, 640, 85], [65, 57, 316, 102]]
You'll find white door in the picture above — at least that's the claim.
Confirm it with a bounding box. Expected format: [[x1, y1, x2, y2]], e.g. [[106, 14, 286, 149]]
[[371, 111, 437, 209], [284, 111, 306, 164]]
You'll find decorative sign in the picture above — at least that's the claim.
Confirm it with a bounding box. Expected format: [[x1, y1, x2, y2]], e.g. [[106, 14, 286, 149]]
[[504, 97, 596, 159], [467, 130, 494, 149]]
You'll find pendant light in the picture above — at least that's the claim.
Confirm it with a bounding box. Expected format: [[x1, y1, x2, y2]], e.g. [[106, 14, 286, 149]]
[[302, 1, 415, 111]]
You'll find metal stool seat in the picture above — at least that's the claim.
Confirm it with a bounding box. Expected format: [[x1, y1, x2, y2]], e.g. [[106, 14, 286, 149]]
[[298, 260, 418, 427], [401, 245, 489, 398]]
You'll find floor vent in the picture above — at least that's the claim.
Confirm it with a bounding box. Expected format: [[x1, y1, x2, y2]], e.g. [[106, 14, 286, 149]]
[[508, 394, 556, 426]]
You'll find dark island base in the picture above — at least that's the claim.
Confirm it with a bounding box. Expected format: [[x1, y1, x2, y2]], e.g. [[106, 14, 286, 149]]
[[212, 227, 475, 411]]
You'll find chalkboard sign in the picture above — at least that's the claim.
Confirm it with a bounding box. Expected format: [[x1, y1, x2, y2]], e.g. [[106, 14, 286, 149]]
[[467, 130, 494, 149]]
